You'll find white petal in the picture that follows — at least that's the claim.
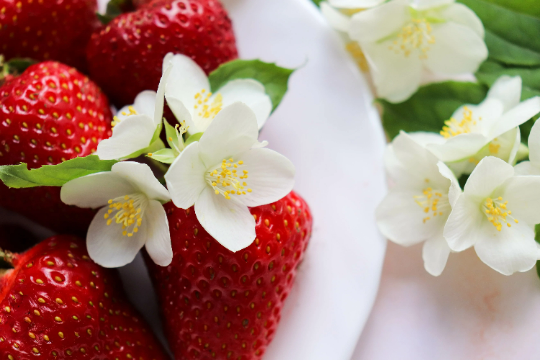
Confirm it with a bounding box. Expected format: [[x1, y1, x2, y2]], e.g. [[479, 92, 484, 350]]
[[165, 54, 210, 118], [61, 172, 135, 208], [349, 0, 409, 43], [87, 207, 147, 268], [95, 115, 156, 160], [361, 41, 423, 103], [218, 79, 273, 130], [427, 133, 488, 162], [422, 233, 451, 276], [321, 2, 352, 32], [490, 97, 540, 139], [424, 22, 487, 75], [474, 221, 537, 275], [412, 0, 454, 11], [438, 3, 484, 38], [165, 142, 207, 209], [195, 187, 256, 252], [144, 200, 173, 266], [506, 127, 521, 165], [231, 148, 295, 207], [376, 188, 446, 246], [162, 52, 174, 73], [329, 0, 385, 8], [111, 162, 170, 202], [514, 161, 540, 176], [117, 91, 156, 119], [166, 97, 197, 133], [408, 131, 446, 146], [437, 161, 461, 207], [198, 103, 259, 168], [154, 64, 172, 126], [444, 195, 485, 251], [500, 176, 540, 225], [486, 76, 522, 111], [528, 118, 540, 165], [463, 156, 513, 199]]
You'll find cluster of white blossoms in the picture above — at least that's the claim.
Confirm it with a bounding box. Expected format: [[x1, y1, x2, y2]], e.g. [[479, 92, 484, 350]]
[[321, 0, 488, 103], [376, 76, 540, 276], [60, 54, 294, 268]]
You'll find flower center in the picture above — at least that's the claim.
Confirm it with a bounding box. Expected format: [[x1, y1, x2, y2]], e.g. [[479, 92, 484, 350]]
[[483, 196, 519, 231], [440, 107, 481, 139], [112, 106, 138, 127], [194, 89, 223, 120], [413, 186, 448, 223], [205, 158, 252, 200], [389, 18, 435, 58], [103, 193, 148, 237]]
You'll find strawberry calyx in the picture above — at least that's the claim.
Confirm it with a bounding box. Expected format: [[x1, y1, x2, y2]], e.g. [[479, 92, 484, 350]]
[[0, 56, 37, 85]]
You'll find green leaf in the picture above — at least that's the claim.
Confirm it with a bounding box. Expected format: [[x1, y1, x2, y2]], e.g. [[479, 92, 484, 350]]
[[0, 156, 117, 189], [208, 59, 295, 112], [147, 149, 176, 164], [378, 81, 487, 140], [163, 119, 180, 150], [185, 132, 203, 146], [311, 0, 324, 6], [97, 0, 131, 25], [6, 58, 37, 74], [482, 0, 540, 20]]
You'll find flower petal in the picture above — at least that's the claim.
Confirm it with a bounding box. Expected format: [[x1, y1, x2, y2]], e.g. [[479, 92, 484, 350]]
[[231, 148, 295, 207], [422, 232, 451, 276], [218, 79, 273, 130], [118, 91, 157, 120], [95, 115, 156, 160], [376, 188, 446, 246], [321, 2, 352, 32], [144, 200, 173, 266], [437, 161, 461, 207], [154, 63, 172, 126], [424, 22, 487, 75], [490, 97, 540, 139], [427, 133, 488, 162], [438, 3, 484, 38], [195, 187, 256, 252], [444, 194, 485, 251], [463, 156, 513, 199], [486, 76, 522, 111], [514, 161, 540, 176], [165, 54, 210, 117], [528, 117, 540, 165], [329, 0, 385, 9], [111, 162, 170, 202], [61, 172, 135, 208], [349, 0, 409, 43], [500, 176, 540, 225], [87, 207, 147, 268], [361, 40, 423, 103], [474, 221, 537, 275], [165, 142, 207, 209], [198, 102, 259, 168], [412, 0, 454, 11], [167, 97, 197, 132]]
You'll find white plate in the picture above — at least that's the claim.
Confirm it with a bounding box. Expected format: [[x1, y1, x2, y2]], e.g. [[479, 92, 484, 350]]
[[11, 0, 388, 358]]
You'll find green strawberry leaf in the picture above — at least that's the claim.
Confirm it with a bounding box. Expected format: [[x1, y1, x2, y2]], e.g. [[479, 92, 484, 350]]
[[378, 81, 488, 140], [208, 59, 295, 112], [0, 156, 117, 189]]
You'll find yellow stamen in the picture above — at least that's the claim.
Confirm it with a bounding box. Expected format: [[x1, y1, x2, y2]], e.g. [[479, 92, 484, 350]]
[[483, 196, 518, 231], [205, 157, 252, 200], [105, 194, 147, 237]]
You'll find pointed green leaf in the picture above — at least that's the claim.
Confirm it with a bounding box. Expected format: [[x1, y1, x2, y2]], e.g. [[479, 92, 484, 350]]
[[208, 59, 295, 112], [147, 149, 176, 164], [185, 132, 203, 146], [0, 156, 117, 189]]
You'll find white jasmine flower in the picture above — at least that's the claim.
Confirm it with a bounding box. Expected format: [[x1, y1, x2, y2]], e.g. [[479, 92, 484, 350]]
[[320, 0, 385, 32], [515, 119, 540, 176], [164, 53, 272, 134], [95, 65, 172, 160], [427, 76, 540, 168], [349, 0, 488, 102], [376, 132, 461, 276], [165, 102, 295, 252], [60, 162, 172, 268], [444, 156, 540, 275]]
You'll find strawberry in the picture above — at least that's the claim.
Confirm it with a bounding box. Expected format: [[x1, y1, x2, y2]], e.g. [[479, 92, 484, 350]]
[[0, 0, 99, 71], [86, 0, 238, 107], [146, 191, 313, 359], [0, 61, 113, 235], [0, 235, 170, 359]]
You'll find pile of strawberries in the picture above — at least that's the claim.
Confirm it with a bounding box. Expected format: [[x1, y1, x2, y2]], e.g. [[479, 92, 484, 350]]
[[0, 1, 313, 359]]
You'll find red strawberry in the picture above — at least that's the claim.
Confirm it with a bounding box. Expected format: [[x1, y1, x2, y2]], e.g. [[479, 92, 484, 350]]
[[86, 0, 238, 107], [0, 235, 170, 359], [146, 191, 312, 359], [0, 61, 113, 235], [0, 0, 99, 71]]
